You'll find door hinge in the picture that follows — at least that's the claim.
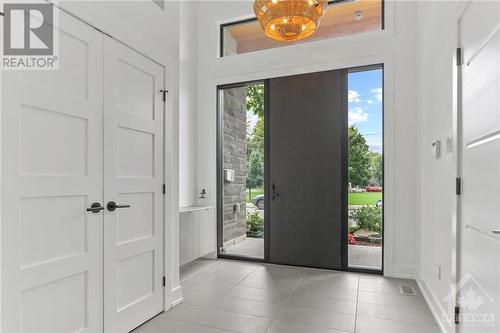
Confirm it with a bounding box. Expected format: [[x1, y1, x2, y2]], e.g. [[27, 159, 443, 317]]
[[456, 48, 463, 66], [454, 306, 460, 324], [162, 184, 166, 195], [162, 276, 166, 287], [456, 177, 462, 195], [160, 89, 168, 102]]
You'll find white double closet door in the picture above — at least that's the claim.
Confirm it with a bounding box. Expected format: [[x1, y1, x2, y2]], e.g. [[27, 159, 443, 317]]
[[1, 9, 165, 333], [458, 2, 500, 332]]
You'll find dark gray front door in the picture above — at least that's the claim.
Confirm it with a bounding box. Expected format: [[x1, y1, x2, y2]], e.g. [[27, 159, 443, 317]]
[[268, 70, 347, 269]]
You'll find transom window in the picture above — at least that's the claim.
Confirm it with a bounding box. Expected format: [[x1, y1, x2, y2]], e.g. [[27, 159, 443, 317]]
[[221, 0, 384, 57]]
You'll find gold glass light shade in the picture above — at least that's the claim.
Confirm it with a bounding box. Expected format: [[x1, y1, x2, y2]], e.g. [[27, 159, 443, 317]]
[[254, 0, 328, 42]]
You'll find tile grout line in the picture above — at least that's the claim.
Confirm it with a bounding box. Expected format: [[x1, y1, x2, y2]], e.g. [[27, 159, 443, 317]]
[[164, 317, 239, 333], [354, 276, 360, 333], [264, 268, 309, 333]]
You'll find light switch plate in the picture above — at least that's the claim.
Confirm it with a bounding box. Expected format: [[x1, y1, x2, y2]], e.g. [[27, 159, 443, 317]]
[[446, 136, 453, 153]]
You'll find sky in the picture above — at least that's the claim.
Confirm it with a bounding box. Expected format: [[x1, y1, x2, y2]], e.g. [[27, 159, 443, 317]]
[[348, 69, 383, 153]]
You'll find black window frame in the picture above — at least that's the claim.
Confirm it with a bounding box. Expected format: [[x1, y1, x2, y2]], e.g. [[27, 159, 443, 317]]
[[216, 64, 385, 275]]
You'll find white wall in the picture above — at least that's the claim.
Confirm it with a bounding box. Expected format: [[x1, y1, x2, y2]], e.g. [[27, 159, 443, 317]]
[[179, 1, 199, 207], [57, 0, 183, 308], [193, 0, 420, 278], [416, 2, 464, 332]]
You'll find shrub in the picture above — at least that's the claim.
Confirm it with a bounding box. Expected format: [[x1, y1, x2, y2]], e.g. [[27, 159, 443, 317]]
[[246, 211, 264, 238], [350, 206, 382, 233]]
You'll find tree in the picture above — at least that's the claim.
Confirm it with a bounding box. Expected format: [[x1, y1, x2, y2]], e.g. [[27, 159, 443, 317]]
[[246, 84, 264, 118], [369, 152, 383, 185], [246, 117, 264, 160], [348, 126, 371, 187], [245, 84, 265, 202], [246, 84, 265, 160], [246, 149, 263, 201]]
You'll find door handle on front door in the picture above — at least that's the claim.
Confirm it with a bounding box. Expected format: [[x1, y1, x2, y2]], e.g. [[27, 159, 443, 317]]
[[107, 201, 131, 211], [492, 230, 500, 235], [87, 202, 105, 213], [272, 183, 282, 200]]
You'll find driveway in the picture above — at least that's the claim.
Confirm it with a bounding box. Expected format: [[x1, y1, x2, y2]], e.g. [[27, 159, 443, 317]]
[[246, 202, 264, 218]]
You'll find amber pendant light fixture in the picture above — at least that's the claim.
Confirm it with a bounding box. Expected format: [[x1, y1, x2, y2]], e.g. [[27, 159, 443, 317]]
[[254, 0, 328, 42]]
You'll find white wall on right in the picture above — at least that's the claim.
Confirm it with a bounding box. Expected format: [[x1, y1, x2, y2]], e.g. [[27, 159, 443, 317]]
[[416, 1, 464, 332]]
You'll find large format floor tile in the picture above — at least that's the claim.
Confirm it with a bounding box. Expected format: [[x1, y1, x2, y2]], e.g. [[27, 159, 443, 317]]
[[267, 320, 348, 333], [134, 317, 233, 333], [139, 259, 439, 333], [213, 296, 283, 318], [190, 307, 272, 333], [357, 290, 428, 308], [356, 316, 440, 333], [227, 285, 291, 303], [182, 289, 225, 307], [275, 304, 356, 332], [357, 302, 435, 324]]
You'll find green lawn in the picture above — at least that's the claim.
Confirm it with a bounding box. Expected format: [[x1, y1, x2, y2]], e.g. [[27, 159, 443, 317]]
[[246, 189, 380, 205], [348, 192, 382, 206], [246, 188, 264, 202]]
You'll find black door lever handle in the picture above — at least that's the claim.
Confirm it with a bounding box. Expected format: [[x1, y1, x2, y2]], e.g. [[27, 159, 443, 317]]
[[107, 201, 131, 211], [87, 202, 105, 213], [272, 183, 282, 200]]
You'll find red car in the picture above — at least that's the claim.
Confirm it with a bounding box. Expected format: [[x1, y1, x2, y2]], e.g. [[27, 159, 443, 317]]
[[365, 184, 383, 192]]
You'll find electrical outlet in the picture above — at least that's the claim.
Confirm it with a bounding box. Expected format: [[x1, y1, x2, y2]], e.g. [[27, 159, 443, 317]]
[[437, 264, 442, 281]]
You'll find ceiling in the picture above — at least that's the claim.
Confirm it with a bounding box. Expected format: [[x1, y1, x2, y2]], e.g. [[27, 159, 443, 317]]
[[224, 0, 383, 55]]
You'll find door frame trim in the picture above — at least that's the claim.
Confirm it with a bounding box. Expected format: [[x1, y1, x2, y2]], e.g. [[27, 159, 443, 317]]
[[215, 65, 384, 275]]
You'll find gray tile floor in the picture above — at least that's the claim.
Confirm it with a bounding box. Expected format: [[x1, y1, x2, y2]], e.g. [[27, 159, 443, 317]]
[[135, 259, 439, 333]]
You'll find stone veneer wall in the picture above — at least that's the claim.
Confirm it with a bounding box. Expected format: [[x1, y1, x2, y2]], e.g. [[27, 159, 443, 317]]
[[221, 29, 247, 246], [222, 86, 247, 245]]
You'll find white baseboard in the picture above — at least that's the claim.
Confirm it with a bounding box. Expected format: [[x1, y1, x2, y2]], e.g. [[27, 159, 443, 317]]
[[384, 264, 415, 279], [416, 272, 454, 333], [170, 296, 184, 308], [165, 285, 183, 310]]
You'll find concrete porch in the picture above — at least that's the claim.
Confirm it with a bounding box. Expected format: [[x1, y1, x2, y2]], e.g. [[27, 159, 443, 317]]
[[225, 238, 382, 270]]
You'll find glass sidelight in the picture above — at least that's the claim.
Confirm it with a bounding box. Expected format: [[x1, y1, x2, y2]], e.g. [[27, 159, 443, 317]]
[[347, 67, 383, 271], [217, 82, 266, 260]]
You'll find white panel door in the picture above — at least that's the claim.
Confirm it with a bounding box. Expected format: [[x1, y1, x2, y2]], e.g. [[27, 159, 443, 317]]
[[458, 2, 500, 332], [103, 37, 164, 333], [1, 10, 104, 333]]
